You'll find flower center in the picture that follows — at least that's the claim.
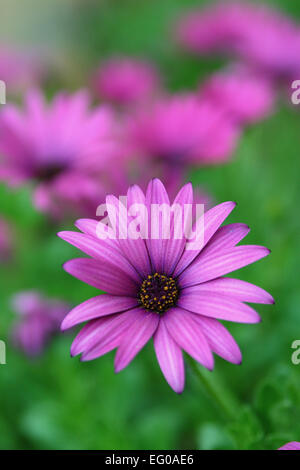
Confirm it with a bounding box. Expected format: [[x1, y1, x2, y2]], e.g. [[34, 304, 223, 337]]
[[35, 162, 67, 182], [138, 273, 179, 314]]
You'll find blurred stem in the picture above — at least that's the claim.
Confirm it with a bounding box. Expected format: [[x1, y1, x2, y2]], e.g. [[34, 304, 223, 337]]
[[187, 356, 238, 421]]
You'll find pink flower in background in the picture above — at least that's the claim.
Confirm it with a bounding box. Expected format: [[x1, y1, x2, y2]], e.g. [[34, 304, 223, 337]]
[[0, 47, 44, 94], [278, 442, 300, 450], [199, 65, 276, 125], [0, 218, 13, 262], [11, 291, 69, 357], [58, 178, 273, 393], [176, 1, 300, 80], [128, 94, 240, 165], [0, 89, 123, 218], [93, 57, 160, 106]]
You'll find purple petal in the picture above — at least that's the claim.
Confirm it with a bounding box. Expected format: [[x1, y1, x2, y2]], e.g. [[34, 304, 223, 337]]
[[179, 245, 271, 287], [63, 258, 138, 296], [71, 309, 138, 356], [75, 218, 98, 236], [278, 442, 300, 450], [145, 178, 170, 272], [174, 201, 236, 276], [75, 218, 123, 254], [164, 308, 214, 370], [58, 231, 141, 283], [106, 189, 151, 277], [81, 335, 122, 362], [192, 314, 242, 364], [191, 277, 274, 304], [114, 309, 159, 372], [153, 317, 185, 393], [81, 310, 141, 361], [61, 295, 138, 331], [163, 182, 193, 275], [178, 290, 261, 323], [200, 223, 250, 258]]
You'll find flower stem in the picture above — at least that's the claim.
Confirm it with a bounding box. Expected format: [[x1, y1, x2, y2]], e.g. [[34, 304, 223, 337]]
[[187, 356, 238, 421]]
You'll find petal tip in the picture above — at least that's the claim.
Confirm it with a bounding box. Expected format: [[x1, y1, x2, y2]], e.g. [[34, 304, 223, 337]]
[[57, 231, 66, 239], [60, 318, 70, 331], [114, 365, 122, 374]]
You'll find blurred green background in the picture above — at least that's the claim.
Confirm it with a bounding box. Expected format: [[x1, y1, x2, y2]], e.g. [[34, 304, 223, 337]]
[[0, 0, 300, 450]]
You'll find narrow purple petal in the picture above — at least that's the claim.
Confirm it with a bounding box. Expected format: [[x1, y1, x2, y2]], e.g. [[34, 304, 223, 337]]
[[200, 223, 250, 258], [81, 335, 122, 362], [58, 231, 141, 283], [75, 218, 98, 237], [71, 309, 138, 356], [81, 310, 141, 361], [106, 188, 151, 277], [145, 178, 170, 272], [114, 309, 159, 372], [192, 315, 242, 364], [178, 290, 261, 323], [153, 317, 185, 393], [63, 258, 138, 296], [278, 442, 300, 450], [191, 277, 274, 304], [163, 182, 193, 275], [61, 295, 138, 331], [174, 201, 236, 276], [164, 308, 214, 370], [179, 245, 271, 287], [75, 218, 123, 254]]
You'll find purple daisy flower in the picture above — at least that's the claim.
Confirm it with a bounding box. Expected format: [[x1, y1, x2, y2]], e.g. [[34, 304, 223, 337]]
[[278, 442, 300, 450], [175, 1, 300, 81], [58, 179, 273, 393], [199, 65, 276, 125], [0, 89, 122, 218], [93, 57, 160, 107], [0, 46, 44, 95], [11, 291, 69, 357], [127, 94, 240, 165]]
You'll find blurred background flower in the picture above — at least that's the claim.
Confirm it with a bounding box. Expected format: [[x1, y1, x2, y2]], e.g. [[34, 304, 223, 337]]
[[175, 1, 300, 82], [92, 56, 161, 107], [0, 89, 125, 218], [11, 291, 70, 357], [0, 46, 45, 96], [199, 65, 276, 125], [127, 93, 240, 165]]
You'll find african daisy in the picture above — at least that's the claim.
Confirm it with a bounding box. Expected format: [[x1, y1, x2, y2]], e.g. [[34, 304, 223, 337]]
[[0, 89, 121, 218], [11, 291, 69, 357], [58, 179, 273, 393]]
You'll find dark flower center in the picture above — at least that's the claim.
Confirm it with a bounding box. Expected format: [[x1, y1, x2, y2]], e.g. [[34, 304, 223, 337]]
[[138, 273, 179, 314], [35, 162, 67, 182]]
